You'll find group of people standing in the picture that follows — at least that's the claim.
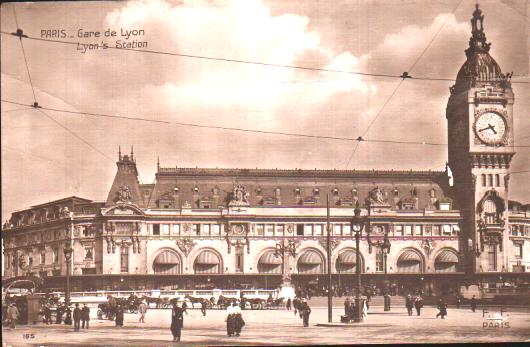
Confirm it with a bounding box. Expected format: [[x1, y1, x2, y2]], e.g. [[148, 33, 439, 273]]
[[72, 303, 91, 331], [343, 297, 368, 322], [405, 294, 424, 316]]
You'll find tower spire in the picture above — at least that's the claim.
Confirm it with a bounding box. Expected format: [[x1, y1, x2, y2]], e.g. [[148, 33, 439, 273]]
[[157, 156, 160, 171], [466, 3, 490, 58], [131, 146, 134, 161], [118, 145, 122, 161]]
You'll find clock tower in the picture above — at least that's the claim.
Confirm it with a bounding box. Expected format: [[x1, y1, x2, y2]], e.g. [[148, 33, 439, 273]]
[[446, 4, 515, 275]]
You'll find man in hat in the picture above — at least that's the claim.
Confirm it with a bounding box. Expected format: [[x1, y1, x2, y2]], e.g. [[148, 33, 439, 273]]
[[73, 303, 82, 331], [299, 299, 311, 327], [405, 294, 414, 316], [170, 301, 184, 342], [81, 303, 90, 329], [138, 300, 148, 323], [6, 303, 20, 329]]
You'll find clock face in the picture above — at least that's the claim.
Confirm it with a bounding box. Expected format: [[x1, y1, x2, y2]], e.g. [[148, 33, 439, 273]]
[[475, 112, 506, 145]]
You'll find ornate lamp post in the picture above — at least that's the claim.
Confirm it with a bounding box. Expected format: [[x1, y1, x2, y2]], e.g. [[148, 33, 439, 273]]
[[63, 244, 73, 306], [382, 232, 391, 311], [275, 239, 296, 298], [351, 204, 367, 323]]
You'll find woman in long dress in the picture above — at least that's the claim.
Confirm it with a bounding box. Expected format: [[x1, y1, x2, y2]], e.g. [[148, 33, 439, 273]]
[[233, 301, 245, 336], [226, 301, 235, 336], [170, 301, 184, 341]]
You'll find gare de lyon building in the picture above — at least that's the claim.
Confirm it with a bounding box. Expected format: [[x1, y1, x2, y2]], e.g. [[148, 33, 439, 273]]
[[2, 6, 529, 297]]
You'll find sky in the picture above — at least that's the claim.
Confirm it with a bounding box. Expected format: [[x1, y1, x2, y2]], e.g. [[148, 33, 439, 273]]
[[1, 0, 529, 220]]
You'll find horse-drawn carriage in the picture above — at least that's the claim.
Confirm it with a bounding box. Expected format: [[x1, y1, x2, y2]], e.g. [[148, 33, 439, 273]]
[[97, 294, 144, 320]]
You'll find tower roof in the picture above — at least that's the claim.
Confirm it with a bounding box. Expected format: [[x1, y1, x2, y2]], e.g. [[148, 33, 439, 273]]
[[454, 4, 510, 91]]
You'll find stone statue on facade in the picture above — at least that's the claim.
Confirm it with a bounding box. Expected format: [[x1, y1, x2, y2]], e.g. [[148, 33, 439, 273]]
[[59, 206, 70, 218], [229, 185, 250, 206], [367, 187, 388, 205], [117, 185, 131, 203]]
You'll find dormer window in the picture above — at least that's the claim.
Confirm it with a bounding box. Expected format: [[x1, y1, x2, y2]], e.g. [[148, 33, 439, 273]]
[[351, 188, 358, 196], [193, 186, 199, 193], [174, 187, 179, 193], [393, 189, 399, 197]]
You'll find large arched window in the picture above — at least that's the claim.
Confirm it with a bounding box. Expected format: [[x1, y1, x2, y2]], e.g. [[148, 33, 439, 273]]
[[153, 250, 181, 275], [396, 249, 423, 273], [335, 249, 363, 273], [257, 250, 282, 274], [434, 249, 459, 273], [297, 249, 325, 273], [483, 199, 498, 224], [193, 249, 222, 274]]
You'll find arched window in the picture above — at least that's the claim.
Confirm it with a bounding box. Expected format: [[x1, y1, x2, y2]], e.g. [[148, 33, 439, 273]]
[[488, 174, 493, 187], [153, 250, 181, 275], [257, 250, 282, 274], [297, 249, 325, 273], [193, 250, 222, 274], [483, 199, 498, 224], [335, 249, 363, 273], [396, 249, 423, 273], [481, 174, 486, 187], [495, 174, 500, 187], [434, 249, 459, 272]]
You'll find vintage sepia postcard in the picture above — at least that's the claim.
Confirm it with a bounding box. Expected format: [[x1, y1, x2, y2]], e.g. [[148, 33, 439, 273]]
[[1, 0, 529, 345]]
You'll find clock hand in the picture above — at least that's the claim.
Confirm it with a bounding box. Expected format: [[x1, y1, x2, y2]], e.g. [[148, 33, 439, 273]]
[[487, 123, 497, 134], [478, 126, 491, 132]]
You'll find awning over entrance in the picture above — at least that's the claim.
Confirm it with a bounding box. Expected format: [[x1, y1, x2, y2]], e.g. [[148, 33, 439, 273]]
[[195, 250, 220, 265], [398, 250, 422, 263], [297, 250, 324, 273], [154, 251, 180, 265], [259, 251, 282, 265], [337, 250, 357, 265], [435, 250, 458, 263], [298, 250, 322, 265]]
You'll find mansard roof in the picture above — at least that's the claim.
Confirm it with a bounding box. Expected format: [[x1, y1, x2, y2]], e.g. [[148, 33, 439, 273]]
[[139, 166, 451, 210]]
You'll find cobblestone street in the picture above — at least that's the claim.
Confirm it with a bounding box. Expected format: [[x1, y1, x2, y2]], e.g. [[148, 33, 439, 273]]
[[3, 305, 530, 346]]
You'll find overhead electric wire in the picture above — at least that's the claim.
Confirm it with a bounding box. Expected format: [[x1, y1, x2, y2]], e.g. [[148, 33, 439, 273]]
[[1, 30, 528, 85], [1, 98, 451, 147], [344, 0, 466, 169], [35, 108, 115, 162], [11, 7, 37, 103]]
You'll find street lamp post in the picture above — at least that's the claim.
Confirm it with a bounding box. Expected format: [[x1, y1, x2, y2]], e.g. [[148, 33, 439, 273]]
[[382, 231, 391, 311], [351, 204, 366, 323], [63, 245, 73, 306], [275, 239, 296, 299]]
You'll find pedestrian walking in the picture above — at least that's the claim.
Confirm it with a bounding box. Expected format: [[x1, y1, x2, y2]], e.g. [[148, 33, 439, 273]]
[[73, 303, 82, 331], [233, 302, 245, 336], [6, 303, 20, 329], [182, 301, 188, 315], [362, 299, 368, 320], [414, 295, 423, 316], [286, 298, 291, 311], [456, 295, 461, 309], [344, 297, 351, 319], [64, 306, 72, 325], [81, 304, 90, 329], [406, 294, 414, 316], [226, 301, 236, 336], [43, 304, 52, 325], [115, 305, 124, 327], [436, 298, 448, 319], [170, 301, 184, 342], [299, 299, 311, 327], [201, 299, 207, 316], [293, 297, 299, 316], [138, 300, 147, 323], [366, 292, 371, 310], [55, 305, 63, 324], [470, 295, 477, 312]]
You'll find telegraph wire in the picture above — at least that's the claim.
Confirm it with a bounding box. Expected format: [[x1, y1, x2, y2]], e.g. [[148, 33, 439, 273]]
[[1, 98, 448, 146], [1, 30, 528, 85], [35, 108, 115, 162], [4, 99, 530, 148], [11, 8, 37, 103], [344, 0, 465, 169]]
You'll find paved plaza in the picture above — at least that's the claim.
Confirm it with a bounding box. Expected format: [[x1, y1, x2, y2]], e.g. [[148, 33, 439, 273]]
[[3, 304, 530, 346]]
